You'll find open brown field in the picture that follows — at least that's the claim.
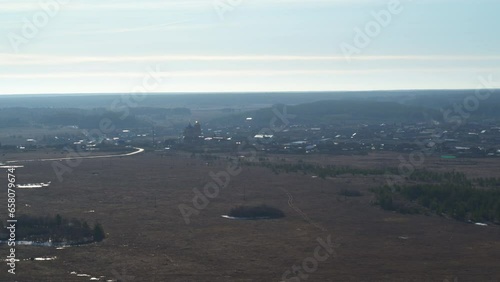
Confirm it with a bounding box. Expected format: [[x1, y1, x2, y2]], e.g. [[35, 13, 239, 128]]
[[1, 151, 499, 281]]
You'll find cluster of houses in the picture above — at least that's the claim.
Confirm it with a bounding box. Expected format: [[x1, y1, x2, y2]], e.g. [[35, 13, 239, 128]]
[[174, 120, 500, 157], [5, 118, 500, 158]]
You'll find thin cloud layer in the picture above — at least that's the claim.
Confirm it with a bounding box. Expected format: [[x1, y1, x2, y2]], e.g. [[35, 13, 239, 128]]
[[0, 0, 499, 94]]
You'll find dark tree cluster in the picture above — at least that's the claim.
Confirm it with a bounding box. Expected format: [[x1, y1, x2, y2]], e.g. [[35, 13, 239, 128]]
[[373, 183, 500, 222], [473, 177, 500, 188], [0, 214, 105, 244]]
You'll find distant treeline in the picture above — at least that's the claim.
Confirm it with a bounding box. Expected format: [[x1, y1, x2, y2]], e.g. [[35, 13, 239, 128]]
[[372, 169, 500, 222], [373, 170, 500, 222], [0, 90, 498, 109], [410, 92, 500, 120], [244, 161, 398, 178], [407, 169, 469, 184], [247, 161, 499, 191], [0, 107, 190, 129], [373, 184, 500, 222], [401, 169, 500, 190], [249, 160, 500, 223], [213, 100, 442, 127]]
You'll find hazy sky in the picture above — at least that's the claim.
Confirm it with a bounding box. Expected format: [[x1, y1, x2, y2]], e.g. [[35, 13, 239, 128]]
[[1, 0, 499, 94]]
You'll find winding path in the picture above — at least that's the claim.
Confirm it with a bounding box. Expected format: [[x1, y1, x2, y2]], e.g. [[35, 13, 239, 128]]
[[278, 187, 327, 232], [4, 147, 145, 164]]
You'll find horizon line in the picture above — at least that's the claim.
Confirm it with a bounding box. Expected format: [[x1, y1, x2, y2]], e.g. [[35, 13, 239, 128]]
[[0, 88, 497, 97]]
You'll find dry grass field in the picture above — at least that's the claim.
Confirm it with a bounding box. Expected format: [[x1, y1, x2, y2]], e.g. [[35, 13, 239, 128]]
[[1, 151, 499, 281]]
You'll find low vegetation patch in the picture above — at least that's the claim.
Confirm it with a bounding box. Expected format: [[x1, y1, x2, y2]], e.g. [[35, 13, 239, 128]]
[[228, 205, 285, 219], [243, 161, 398, 178], [338, 189, 363, 197]]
